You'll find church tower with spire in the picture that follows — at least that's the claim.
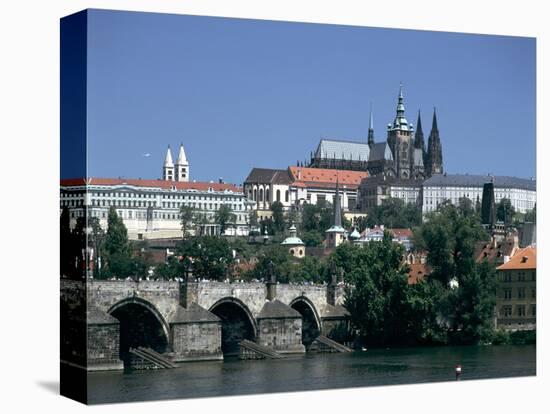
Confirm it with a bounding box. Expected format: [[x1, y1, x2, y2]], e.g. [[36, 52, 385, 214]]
[[163, 145, 175, 181], [387, 83, 415, 179], [325, 178, 347, 249], [175, 143, 190, 182], [426, 108, 443, 176]]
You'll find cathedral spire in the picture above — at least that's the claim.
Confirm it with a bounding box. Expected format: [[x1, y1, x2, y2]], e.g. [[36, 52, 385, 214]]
[[431, 106, 439, 132], [368, 104, 375, 146], [426, 107, 443, 176], [414, 110, 425, 150]]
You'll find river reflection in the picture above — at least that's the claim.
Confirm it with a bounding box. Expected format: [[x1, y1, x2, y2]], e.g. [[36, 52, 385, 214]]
[[87, 345, 535, 404]]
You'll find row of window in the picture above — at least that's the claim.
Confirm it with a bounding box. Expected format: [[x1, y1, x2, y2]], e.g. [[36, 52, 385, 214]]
[[500, 305, 536, 317], [248, 188, 290, 203], [502, 271, 536, 282], [502, 287, 536, 300]]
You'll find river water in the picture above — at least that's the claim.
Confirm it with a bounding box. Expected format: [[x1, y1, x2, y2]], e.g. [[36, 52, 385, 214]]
[[87, 345, 536, 404]]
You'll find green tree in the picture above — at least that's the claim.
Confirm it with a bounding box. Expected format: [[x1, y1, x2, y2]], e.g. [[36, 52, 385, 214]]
[[245, 245, 294, 282], [104, 207, 129, 255], [154, 255, 184, 280], [177, 236, 234, 280], [366, 197, 421, 228], [193, 211, 211, 236], [415, 202, 496, 344], [301, 230, 324, 247], [270, 201, 285, 234], [496, 198, 515, 226], [214, 205, 236, 235], [60, 207, 75, 278], [179, 205, 195, 238], [524, 204, 536, 223], [343, 233, 411, 346]]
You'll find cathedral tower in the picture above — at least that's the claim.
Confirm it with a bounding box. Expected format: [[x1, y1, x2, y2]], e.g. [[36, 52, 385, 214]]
[[387, 83, 415, 179], [163, 145, 175, 181], [175, 143, 190, 182], [426, 108, 443, 176]]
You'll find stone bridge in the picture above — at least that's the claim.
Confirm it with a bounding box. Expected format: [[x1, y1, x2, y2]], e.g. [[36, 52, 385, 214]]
[[61, 279, 350, 371]]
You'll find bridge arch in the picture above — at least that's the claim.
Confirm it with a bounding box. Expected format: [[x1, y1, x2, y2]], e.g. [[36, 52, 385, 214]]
[[290, 296, 322, 347], [209, 297, 257, 356], [108, 297, 170, 364]]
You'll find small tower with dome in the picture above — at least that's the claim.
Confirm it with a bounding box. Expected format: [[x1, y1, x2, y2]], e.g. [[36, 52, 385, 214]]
[[281, 224, 305, 258]]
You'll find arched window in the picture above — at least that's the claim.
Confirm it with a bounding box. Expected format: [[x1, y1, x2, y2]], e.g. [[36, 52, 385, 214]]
[[276, 189, 281, 202], [253, 188, 257, 201], [259, 188, 264, 202], [266, 188, 270, 203], [285, 190, 289, 202]]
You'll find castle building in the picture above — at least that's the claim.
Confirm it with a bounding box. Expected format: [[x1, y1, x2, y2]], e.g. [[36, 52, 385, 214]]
[[243, 166, 368, 217], [308, 84, 443, 180], [60, 178, 254, 240], [422, 174, 536, 215]]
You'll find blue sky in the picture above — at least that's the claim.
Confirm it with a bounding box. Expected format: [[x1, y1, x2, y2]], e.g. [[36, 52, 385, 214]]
[[84, 9, 536, 184]]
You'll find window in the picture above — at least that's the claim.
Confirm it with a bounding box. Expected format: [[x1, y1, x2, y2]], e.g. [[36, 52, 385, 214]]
[[518, 272, 526, 282], [504, 272, 512, 283], [504, 289, 512, 300], [531, 305, 536, 317], [285, 190, 289, 202], [276, 189, 281, 202], [502, 306, 512, 317], [517, 305, 526, 317], [518, 288, 525, 299]]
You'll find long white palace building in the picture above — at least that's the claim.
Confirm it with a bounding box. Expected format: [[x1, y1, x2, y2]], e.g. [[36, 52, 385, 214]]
[[60, 145, 254, 240]]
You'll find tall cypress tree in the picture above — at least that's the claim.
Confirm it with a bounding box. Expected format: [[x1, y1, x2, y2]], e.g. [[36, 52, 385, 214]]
[[104, 206, 129, 255]]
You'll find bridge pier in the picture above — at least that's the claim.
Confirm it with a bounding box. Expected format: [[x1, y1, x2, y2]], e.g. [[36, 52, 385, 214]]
[[256, 300, 306, 354], [86, 309, 124, 371]]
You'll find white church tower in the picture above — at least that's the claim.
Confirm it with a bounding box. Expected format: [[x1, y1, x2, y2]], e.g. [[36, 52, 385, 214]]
[[163, 145, 175, 181], [175, 143, 189, 182]]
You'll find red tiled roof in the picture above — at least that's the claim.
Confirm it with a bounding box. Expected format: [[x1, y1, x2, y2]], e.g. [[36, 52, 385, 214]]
[[408, 263, 429, 284], [497, 246, 536, 270], [60, 177, 243, 193], [391, 228, 413, 238], [288, 166, 368, 189]]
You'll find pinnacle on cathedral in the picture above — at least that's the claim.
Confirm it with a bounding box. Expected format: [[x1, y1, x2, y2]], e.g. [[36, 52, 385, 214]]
[[414, 110, 425, 150], [368, 105, 375, 147], [426, 107, 443, 176]]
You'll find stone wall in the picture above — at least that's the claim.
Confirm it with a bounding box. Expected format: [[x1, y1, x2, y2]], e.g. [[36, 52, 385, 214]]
[[87, 324, 123, 370], [257, 318, 305, 354], [194, 281, 267, 316], [87, 280, 180, 325], [171, 322, 223, 362]]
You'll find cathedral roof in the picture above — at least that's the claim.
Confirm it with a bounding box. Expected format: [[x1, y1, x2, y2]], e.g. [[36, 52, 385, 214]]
[[424, 174, 536, 191], [314, 139, 371, 162], [368, 142, 393, 162], [244, 168, 292, 185]]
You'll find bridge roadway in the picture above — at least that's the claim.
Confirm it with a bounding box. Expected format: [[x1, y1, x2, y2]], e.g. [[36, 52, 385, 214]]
[[61, 279, 350, 371]]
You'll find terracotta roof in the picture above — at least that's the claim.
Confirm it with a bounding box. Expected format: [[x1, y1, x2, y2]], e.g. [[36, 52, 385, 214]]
[[497, 246, 536, 270], [60, 177, 243, 193], [288, 167, 368, 189], [391, 228, 413, 238], [475, 235, 517, 263], [408, 263, 429, 284]]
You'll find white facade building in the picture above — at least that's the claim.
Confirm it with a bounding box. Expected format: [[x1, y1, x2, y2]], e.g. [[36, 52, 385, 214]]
[[422, 174, 536, 214], [60, 178, 254, 240]]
